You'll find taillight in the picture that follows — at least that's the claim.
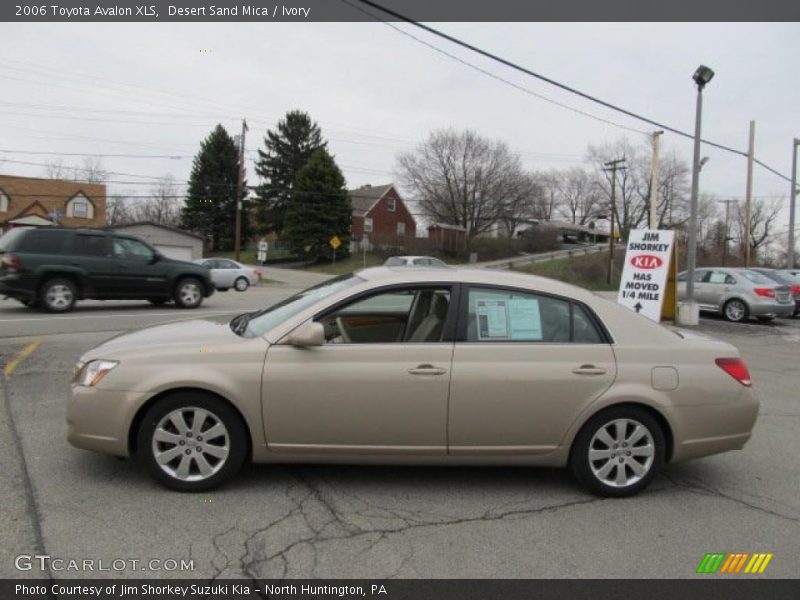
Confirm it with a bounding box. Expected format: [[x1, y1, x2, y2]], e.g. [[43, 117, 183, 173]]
[[791, 285, 800, 296], [715, 358, 752, 386], [1, 254, 22, 273], [753, 288, 775, 298]]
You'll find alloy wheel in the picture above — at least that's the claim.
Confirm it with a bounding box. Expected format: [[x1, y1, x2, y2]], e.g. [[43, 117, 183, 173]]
[[588, 418, 655, 488], [178, 282, 201, 306], [151, 407, 230, 482], [46, 284, 74, 310], [724, 300, 746, 322]]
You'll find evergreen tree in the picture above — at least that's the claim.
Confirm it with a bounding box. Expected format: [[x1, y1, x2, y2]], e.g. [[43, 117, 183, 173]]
[[254, 110, 326, 234], [283, 148, 351, 261], [181, 124, 247, 251]]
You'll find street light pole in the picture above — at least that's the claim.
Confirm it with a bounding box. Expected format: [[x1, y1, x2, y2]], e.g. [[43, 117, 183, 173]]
[[684, 65, 714, 315], [234, 118, 248, 262], [789, 138, 799, 269], [648, 130, 664, 229]]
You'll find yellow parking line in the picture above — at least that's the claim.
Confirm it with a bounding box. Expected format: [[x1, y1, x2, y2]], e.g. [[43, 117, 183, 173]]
[[3, 336, 46, 378]]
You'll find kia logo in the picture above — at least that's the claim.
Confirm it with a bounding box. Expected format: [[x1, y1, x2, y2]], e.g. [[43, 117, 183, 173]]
[[631, 254, 662, 269]]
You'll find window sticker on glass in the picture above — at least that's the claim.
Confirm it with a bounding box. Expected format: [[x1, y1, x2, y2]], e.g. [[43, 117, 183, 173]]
[[508, 297, 543, 341], [709, 272, 728, 284], [476, 299, 509, 340]]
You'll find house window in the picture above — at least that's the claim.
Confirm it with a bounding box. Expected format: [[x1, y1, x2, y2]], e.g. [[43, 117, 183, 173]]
[[0, 190, 8, 212], [66, 193, 93, 219], [364, 217, 373, 233], [387, 198, 396, 212], [397, 222, 406, 236]]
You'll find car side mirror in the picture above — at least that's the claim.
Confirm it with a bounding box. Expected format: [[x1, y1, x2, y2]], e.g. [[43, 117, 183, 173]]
[[150, 252, 161, 264], [284, 321, 324, 347]]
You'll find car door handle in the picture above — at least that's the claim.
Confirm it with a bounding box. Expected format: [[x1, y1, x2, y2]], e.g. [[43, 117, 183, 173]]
[[572, 365, 607, 376], [408, 364, 447, 375]]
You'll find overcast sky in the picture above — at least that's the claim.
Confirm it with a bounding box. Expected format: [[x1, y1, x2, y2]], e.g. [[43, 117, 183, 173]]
[[1, 22, 798, 230]]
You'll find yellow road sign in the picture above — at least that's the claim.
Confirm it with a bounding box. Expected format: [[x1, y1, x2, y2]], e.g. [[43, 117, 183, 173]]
[[329, 236, 341, 250]]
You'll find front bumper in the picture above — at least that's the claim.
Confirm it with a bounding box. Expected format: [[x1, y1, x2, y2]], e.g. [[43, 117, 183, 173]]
[[67, 385, 148, 457]]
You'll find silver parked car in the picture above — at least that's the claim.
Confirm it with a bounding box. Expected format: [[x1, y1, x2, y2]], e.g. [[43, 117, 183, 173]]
[[677, 267, 794, 322], [750, 268, 800, 316], [194, 258, 260, 292], [68, 267, 758, 497]]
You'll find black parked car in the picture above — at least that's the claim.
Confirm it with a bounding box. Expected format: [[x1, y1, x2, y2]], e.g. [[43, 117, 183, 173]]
[[0, 228, 214, 312]]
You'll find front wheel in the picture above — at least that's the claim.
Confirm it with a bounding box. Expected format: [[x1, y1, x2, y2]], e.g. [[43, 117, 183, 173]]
[[723, 299, 748, 322], [570, 406, 665, 497], [137, 393, 247, 492], [234, 277, 249, 292], [174, 278, 204, 308]]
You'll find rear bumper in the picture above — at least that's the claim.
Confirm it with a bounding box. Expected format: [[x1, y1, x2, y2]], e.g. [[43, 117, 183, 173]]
[[667, 387, 759, 462], [746, 300, 794, 318], [0, 274, 35, 301]]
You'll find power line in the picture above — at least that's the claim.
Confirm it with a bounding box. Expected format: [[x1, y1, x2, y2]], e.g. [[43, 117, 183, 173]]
[[351, 0, 792, 184]]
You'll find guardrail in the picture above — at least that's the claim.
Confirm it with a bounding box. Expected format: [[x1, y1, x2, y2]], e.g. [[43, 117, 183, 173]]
[[478, 244, 608, 270]]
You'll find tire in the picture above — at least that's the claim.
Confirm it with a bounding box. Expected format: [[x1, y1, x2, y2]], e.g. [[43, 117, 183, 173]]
[[173, 277, 204, 309], [137, 392, 247, 492], [570, 406, 665, 497], [723, 298, 749, 323], [40, 278, 77, 313], [234, 277, 249, 292], [148, 298, 169, 306]]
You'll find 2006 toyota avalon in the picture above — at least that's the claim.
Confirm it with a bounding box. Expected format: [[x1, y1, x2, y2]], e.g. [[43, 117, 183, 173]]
[[67, 267, 758, 496]]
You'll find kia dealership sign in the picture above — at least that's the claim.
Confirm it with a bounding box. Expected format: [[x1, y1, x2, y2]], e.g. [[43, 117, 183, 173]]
[[617, 230, 676, 322]]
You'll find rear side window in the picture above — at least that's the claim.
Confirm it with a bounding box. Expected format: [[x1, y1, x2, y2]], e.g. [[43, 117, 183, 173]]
[[71, 234, 110, 257], [0, 228, 29, 251], [9, 230, 67, 254], [464, 287, 605, 344]]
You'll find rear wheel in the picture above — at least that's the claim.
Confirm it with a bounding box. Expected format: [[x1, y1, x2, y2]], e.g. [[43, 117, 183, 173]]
[[137, 392, 247, 492], [570, 406, 665, 497], [40, 278, 77, 313], [234, 276, 249, 292], [723, 298, 748, 323], [174, 277, 204, 309]]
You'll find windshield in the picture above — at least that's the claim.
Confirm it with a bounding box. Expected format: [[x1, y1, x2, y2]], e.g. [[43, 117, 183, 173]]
[[237, 274, 364, 338]]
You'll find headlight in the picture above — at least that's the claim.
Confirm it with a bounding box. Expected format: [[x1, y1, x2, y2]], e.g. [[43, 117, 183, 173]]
[[74, 360, 119, 387]]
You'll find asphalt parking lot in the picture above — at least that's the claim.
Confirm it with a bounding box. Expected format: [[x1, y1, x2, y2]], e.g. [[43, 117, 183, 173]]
[[1, 268, 798, 579]]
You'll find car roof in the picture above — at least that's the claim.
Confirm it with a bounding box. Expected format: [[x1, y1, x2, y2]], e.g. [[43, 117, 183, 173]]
[[356, 266, 600, 302]]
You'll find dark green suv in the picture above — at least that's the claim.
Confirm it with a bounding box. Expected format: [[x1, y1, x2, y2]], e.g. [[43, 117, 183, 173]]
[[0, 228, 215, 312]]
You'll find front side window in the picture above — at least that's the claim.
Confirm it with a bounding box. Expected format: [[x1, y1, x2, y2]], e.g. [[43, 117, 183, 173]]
[[319, 286, 451, 344], [707, 271, 735, 285], [465, 287, 603, 344], [113, 237, 154, 261]]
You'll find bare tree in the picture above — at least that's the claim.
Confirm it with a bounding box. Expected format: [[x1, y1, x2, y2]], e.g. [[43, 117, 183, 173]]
[[532, 170, 561, 220], [495, 172, 542, 239], [134, 175, 182, 226], [106, 195, 133, 226], [43, 157, 108, 183], [735, 198, 783, 261], [557, 166, 601, 225], [44, 159, 69, 180], [397, 129, 525, 238]]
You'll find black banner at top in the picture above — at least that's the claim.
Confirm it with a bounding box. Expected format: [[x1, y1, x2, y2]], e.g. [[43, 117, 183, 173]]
[[3, 0, 800, 22]]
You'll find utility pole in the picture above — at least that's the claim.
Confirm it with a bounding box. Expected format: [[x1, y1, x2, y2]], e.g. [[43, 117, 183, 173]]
[[234, 118, 248, 262], [789, 138, 799, 269], [648, 130, 664, 229], [602, 158, 626, 285], [717, 199, 736, 267], [744, 120, 755, 267]]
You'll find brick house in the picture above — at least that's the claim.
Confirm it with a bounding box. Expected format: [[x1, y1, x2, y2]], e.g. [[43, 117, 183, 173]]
[[0, 174, 106, 234], [349, 184, 416, 252]]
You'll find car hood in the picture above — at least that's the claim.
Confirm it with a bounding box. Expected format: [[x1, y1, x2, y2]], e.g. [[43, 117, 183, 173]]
[[82, 316, 245, 360]]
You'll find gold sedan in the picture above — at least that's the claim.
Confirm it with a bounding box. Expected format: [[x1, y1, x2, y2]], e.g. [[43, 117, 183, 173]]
[[68, 267, 758, 496]]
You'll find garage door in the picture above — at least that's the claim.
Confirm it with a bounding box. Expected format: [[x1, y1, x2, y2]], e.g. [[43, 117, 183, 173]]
[[155, 244, 193, 261]]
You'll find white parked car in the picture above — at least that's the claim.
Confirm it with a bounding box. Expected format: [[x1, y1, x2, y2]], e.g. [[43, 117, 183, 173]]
[[194, 258, 260, 292], [384, 255, 449, 268]]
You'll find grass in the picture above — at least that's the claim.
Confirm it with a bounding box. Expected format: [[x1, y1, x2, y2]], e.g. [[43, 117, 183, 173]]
[[513, 251, 625, 291]]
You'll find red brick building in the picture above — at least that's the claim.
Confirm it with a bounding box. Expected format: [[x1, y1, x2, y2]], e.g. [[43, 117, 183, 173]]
[[0, 174, 106, 233], [349, 184, 416, 251]]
